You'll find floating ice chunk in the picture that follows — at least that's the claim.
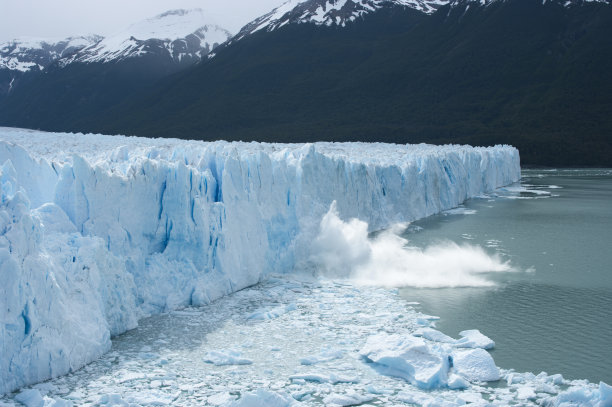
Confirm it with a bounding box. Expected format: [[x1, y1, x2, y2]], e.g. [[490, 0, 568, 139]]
[[415, 327, 455, 344], [289, 373, 359, 384], [552, 381, 612, 407], [517, 386, 537, 400], [396, 391, 463, 406], [42, 398, 72, 407], [360, 333, 449, 389], [551, 374, 565, 385], [448, 374, 469, 390], [323, 391, 374, 406], [599, 381, 612, 403], [455, 329, 495, 350], [501, 186, 552, 196], [230, 389, 296, 407], [12, 393, 72, 407], [444, 207, 477, 215], [364, 385, 393, 395], [535, 381, 560, 394], [115, 371, 146, 384], [125, 390, 180, 406], [247, 304, 297, 321], [416, 314, 440, 327], [137, 351, 159, 360], [203, 350, 253, 366], [299, 349, 344, 365], [97, 394, 128, 406], [451, 348, 500, 382], [14, 390, 44, 407], [458, 392, 485, 404], [207, 392, 237, 405]]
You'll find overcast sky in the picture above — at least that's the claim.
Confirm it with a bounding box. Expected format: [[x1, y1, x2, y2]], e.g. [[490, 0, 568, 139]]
[[0, 0, 288, 42]]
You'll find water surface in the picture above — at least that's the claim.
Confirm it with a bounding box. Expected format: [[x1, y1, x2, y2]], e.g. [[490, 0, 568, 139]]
[[400, 169, 612, 383]]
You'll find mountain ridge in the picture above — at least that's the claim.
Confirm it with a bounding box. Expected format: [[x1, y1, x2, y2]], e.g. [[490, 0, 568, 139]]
[[1, 0, 611, 166], [230, 0, 446, 43], [0, 9, 230, 75], [85, 0, 612, 166], [61, 9, 231, 65]]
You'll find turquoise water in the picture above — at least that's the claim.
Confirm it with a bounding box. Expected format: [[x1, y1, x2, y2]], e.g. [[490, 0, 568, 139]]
[[400, 169, 612, 384]]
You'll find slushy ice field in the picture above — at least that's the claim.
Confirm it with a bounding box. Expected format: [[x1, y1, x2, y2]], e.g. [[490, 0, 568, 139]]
[[3, 275, 610, 407], [0, 129, 610, 406]]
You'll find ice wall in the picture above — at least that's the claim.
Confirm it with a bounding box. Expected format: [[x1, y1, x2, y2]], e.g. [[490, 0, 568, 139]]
[[0, 128, 520, 394]]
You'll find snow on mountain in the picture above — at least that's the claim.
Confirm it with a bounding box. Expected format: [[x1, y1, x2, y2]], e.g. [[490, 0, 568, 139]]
[[230, 0, 611, 44], [448, 0, 609, 7], [65, 9, 231, 64], [0, 127, 521, 394], [0, 9, 230, 72], [232, 0, 448, 42], [0, 36, 101, 72]]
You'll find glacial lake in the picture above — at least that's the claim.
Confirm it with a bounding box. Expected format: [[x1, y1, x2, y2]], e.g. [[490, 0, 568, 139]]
[[400, 169, 612, 384]]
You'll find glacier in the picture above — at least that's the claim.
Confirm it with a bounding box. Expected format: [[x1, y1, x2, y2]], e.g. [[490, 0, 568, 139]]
[[0, 127, 521, 395]]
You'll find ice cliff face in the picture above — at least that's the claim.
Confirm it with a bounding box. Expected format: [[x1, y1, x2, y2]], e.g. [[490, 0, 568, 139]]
[[0, 128, 520, 394]]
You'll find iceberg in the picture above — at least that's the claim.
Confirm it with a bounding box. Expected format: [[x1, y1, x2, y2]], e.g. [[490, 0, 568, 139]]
[[455, 329, 496, 350], [203, 350, 253, 366], [230, 389, 296, 407], [360, 333, 450, 389], [451, 348, 501, 382], [0, 127, 520, 394]]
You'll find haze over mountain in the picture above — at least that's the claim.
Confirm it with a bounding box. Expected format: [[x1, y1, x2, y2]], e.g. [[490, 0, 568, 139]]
[[1, 0, 611, 166]]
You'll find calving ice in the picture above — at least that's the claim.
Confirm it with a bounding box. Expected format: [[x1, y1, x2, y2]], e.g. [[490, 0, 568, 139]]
[[0, 127, 519, 394]]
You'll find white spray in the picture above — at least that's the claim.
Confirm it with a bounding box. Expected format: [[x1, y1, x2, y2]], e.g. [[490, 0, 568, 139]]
[[311, 202, 513, 288]]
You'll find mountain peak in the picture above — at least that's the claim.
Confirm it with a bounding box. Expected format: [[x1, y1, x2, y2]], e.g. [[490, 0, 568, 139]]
[[0, 35, 101, 72], [1, 9, 232, 73], [65, 9, 231, 64], [232, 0, 448, 42], [448, 0, 609, 7], [156, 9, 202, 18], [132, 8, 217, 41]]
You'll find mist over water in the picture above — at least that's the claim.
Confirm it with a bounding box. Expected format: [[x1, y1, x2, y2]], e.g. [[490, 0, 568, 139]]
[[311, 202, 514, 288]]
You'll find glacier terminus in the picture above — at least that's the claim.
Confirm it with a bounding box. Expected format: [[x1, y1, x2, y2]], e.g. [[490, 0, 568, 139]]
[[2, 128, 610, 406], [0, 127, 519, 395]]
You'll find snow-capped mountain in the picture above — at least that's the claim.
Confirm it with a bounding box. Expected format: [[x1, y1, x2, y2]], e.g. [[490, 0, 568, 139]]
[[0, 9, 231, 99], [232, 0, 448, 42], [448, 0, 609, 7], [63, 9, 231, 65], [0, 9, 230, 73], [231, 0, 611, 43], [0, 35, 101, 73]]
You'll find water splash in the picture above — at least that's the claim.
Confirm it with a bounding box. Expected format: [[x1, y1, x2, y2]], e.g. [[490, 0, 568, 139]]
[[311, 202, 513, 288]]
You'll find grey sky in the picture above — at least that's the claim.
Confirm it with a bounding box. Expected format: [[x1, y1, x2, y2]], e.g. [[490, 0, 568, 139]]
[[0, 0, 287, 43]]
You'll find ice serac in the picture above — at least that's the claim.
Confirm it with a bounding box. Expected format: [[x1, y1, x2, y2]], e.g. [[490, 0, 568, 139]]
[[0, 128, 520, 394]]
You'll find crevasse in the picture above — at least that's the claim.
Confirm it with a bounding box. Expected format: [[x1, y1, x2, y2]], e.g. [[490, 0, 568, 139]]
[[0, 128, 520, 394]]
